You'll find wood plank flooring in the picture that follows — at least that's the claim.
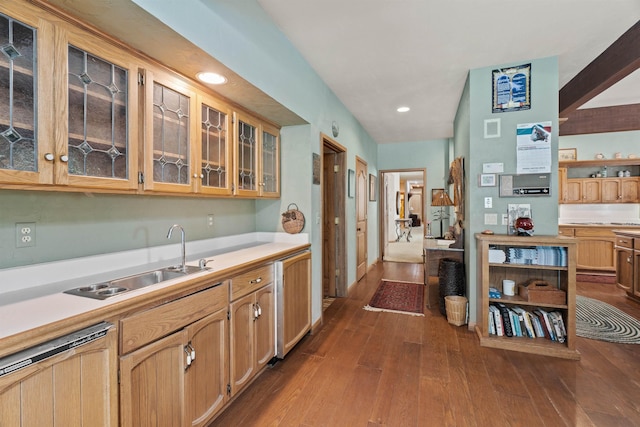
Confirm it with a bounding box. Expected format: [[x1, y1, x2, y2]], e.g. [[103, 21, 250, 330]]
[[209, 262, 640, 427]]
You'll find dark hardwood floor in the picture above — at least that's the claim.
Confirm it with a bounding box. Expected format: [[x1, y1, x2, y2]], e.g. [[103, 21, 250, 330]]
[[209, 261, 640, 426]]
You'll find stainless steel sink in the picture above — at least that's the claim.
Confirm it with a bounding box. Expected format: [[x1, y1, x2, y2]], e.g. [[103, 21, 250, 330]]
[[64, 265, 204, 300]]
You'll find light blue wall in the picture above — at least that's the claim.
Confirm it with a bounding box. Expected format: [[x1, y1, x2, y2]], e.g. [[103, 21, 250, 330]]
[[0, 191, 255, 269], [377, 139, 450, 224], [559, 130, 640, 160], [463, 56, 559, 324]]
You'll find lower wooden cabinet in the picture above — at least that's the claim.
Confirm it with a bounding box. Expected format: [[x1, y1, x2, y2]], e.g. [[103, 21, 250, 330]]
[[277, 251, 312, 358], [229, 282, 275, 396], [119, 282, 229, 427], [0, 326, 118, 426], [561, 226, 616, 273]]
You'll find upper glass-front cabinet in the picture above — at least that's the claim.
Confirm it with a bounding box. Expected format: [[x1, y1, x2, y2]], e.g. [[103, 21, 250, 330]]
[[261, 123, 280, 198], [196, 93, 232, 195], [141, 68, 197, 193], [0, 3, 139, 190], [233, 111, 280, 197]]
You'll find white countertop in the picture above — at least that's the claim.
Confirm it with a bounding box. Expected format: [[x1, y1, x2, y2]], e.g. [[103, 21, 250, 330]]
[[0, 232, 309, 344]]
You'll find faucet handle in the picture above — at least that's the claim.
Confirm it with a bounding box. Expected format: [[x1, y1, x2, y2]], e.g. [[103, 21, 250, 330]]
[[198, 258, 211, 269]]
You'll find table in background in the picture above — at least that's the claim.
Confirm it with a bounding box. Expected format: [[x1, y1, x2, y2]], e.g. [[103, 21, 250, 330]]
[[395, 218, 413, 242]]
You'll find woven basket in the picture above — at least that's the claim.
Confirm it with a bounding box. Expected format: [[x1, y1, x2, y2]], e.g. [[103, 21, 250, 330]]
[[445, 296, 468, 326], [281, 203, 305, 234]]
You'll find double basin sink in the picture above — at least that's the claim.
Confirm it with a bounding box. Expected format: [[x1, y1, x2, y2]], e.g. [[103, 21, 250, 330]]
[[64, 265, 205, 300]]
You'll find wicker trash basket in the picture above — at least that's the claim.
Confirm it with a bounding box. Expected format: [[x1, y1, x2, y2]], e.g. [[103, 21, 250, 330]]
[[445, 296, 468, 326]]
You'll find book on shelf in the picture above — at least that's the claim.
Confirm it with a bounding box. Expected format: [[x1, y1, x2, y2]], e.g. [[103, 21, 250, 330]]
[[487, 305, 567, 343], [496, 303, 514, 337]]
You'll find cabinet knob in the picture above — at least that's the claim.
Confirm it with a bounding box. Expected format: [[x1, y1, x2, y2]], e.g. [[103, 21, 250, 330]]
[[627, 256, 632, 263], [193, 173, 198, 178], [44, 153, 54, 161], [60, 155, 69, 163], [200, 174, 204, 179]]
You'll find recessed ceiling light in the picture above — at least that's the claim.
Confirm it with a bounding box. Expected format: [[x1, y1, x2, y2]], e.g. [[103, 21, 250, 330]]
[[197, 72, 227, 85], [397, 106, 410, 113]]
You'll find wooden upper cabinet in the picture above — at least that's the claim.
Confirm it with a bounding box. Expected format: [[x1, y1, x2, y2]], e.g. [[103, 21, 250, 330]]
[[233, 111, 260, 197], [0, 4, 55, 186], [195, 93, 233, 196], [232, 111, 280, 198], [1, 0, 281, 199], [0, 3, 139, 190], [59, 24, 139, 190], [260, 122, 280, 198], [141, 68, 198, 194]]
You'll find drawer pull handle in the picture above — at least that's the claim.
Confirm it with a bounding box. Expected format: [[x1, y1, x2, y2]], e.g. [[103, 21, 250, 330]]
[[250, 277, 262, 284]]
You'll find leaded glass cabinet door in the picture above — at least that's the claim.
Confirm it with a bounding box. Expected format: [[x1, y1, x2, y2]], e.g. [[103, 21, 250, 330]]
[[196, 93, 232, 195], [260, 123, 280, 198], [0, 5, 55, 185], [61, 26, 139, 190], [234, 111, 260, 197], [142, 68, 197, 193]]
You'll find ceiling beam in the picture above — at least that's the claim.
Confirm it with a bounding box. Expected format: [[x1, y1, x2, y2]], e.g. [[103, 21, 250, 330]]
[[559, 20, 640, 118], [559, 104, 640, 136]]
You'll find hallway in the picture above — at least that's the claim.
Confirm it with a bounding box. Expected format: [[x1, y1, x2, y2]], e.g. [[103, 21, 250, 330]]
[[210, 261, 640, 426]]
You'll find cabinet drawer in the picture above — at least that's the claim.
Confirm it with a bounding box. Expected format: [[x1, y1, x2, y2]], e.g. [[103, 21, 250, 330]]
[[616, 236, 634, 249], [558, 227, 574, 236], [120, 282, 228, 354], [575, 228, 614, 237], [231, 264, 273, 301]]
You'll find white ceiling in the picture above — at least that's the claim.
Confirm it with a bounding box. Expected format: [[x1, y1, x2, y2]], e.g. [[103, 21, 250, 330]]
[[257, 0, 640, 144]]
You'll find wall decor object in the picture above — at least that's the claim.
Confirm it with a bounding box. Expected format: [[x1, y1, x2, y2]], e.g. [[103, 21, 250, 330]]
[[332, 121, 340, 137], [484, 118, 501, 138], [312, 153, 320, 184], [559, 148, 577, 161], [492, 63, 531, 113], [369, 174, 377, 201], [479, 173, 496, 187], [348, 169, 355, 198]]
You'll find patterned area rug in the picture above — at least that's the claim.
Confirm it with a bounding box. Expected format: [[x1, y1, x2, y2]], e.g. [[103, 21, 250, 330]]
[[364, 280, 424, 316], [576, 295, 640, 344]]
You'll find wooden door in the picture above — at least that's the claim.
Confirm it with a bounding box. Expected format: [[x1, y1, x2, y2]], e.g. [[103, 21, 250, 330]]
[[0, 328, 118, 426], [582, 180, 601, 203], [280, 252, 311, 357], [120, 330, 187, 427], [186, 309, 229, 427], [229, 292, 255, 396], [356, 157, 368, 280], [616, 247, 634, 291], [323, 151, 337, 297], [565, 179, 581, 203], [601, 179, 620, 202], [620, 178, 639, 202], [254, 283, 275, 369]]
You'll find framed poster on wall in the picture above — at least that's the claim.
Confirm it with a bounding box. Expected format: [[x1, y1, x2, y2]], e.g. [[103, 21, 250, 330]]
[[492, 63, 531, 113]]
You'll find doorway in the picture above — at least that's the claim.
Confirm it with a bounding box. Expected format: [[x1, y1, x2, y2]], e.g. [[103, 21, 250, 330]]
[[321, 134, 347, 298], [378, 169, 426, 263]]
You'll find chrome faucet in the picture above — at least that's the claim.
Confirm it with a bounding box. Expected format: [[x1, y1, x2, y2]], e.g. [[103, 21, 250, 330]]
[[167, 224, 186, 272]]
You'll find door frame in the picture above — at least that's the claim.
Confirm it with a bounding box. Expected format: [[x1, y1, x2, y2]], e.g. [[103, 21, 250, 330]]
[[377, 168, 427, 262], [321, 134, 347, 297]]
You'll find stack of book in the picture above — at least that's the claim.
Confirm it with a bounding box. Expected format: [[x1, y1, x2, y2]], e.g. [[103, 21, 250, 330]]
[[488, 303, 566, 343], [503, 246, 568, 267]]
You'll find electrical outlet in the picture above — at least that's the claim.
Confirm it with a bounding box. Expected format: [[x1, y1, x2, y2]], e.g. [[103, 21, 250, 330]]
[[484, 197, 492, 208], [502, 214, 509, 225], [16, 222, 36, 248], [207, 214, 214, 228]]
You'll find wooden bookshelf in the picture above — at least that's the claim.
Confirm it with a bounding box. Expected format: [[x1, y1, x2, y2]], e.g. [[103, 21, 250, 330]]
[[475, 233, 580, 360]]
